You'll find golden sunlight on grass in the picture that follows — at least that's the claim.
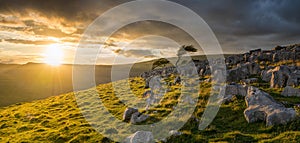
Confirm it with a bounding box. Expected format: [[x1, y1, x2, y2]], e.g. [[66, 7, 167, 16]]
[[44, 44, 64, 66]]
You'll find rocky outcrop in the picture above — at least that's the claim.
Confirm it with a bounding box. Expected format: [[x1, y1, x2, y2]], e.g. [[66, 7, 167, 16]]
[[244, 86, 296, 126], [281, 86, 300, 97], [124, 131, 154, 143], [260, 65, 300, 88], [227, 62, 261, 82], [268, 66, 300, 88], [270, 66, 291, 88], [123, 107, 149, 124], [272, 44, 300, 62], [140, 44, 300, 83], [123, 107, 139, 122], [225, 54, 244, 66], [141, 67, 177, 80]]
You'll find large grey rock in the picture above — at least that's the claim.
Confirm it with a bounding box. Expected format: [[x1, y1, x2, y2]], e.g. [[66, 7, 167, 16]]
[[270, 66, 291, 88], [124, 131, 154, 143], [223, 83, 248, 102], [261, 65, 299, 88], [244, 86, 296, 126], [123, 107, 138, 122], [225, 84, 248, 96], [281, 86, 300, 97], [130, 112, 149, 124]]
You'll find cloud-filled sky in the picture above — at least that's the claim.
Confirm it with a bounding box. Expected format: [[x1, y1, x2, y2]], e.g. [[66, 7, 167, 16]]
[[0, 0, 299, 65]]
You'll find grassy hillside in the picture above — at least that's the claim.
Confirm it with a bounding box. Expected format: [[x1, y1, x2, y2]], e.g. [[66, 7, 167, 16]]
[[0, 76, 300, 143]]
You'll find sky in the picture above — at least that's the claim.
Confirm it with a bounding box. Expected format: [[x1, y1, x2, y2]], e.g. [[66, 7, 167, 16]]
[[0, 0, 300, 65]]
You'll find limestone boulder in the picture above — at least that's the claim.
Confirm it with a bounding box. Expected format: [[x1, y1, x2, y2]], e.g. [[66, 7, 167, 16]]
[[244, 86, 296, 126], [222, 83, 248, 102], [225, 83, 248, 96], [270, 66, 291, 88], [124, 131, 154, 143], [123, 107, 138, 122]]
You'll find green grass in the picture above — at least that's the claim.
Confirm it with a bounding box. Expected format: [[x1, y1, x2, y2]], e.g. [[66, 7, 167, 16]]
[[0, 76, 300, 143]]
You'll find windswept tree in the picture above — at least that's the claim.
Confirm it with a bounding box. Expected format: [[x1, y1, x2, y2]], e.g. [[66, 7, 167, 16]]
[[151, 45, 197, 70], [176, 45, 197, 66]]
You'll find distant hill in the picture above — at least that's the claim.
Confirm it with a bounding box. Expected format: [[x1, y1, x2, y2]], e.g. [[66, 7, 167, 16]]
[[0, 62, 152, 107], [0, 54, 226, 107]]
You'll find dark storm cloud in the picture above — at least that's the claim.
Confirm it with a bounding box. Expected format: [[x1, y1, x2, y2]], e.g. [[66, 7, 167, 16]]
[[0, 0, 299, 52], [175, 0, 300, 34], [1, 0, 299, 35], [172, 0, 300, 51], [109, 21, 202, 50], [0, 0, 129, 22]]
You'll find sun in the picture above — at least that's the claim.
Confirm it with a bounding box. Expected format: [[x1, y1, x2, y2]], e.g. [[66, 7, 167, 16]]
[[44, 44, 64, 66]]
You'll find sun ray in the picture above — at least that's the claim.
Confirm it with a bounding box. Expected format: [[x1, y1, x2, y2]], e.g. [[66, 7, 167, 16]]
[[44, 44, 64, 66]]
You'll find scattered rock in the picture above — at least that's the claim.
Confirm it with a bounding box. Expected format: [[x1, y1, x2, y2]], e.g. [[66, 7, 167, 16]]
[[169, 130, 182, 136], [124, 131, 154, 143], [130, 112, 149, 124], [242, 78, 258, 84], [227, 62, 261, 82], [244, 86, 296, 126], [123, 107, 138, 122], [281, 86, 300, 97], [225, 83, 248, 96], [141, 44, 299, 84]]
